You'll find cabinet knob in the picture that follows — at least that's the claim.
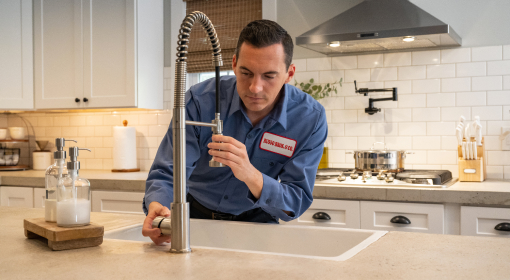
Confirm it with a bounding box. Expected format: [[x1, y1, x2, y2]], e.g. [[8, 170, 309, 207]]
[[312, 212, 331, 220], [83, 97, 89, 102], [390, 215, 411, 224], [75, 98, 80, 102], [494, 223, 510, 231]]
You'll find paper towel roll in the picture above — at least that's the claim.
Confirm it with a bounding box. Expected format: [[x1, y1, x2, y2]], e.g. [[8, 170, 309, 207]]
[[113, 126, 137, 170]]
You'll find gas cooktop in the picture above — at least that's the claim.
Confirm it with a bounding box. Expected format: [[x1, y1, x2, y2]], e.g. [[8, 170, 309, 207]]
[[315, 168, 457, 188]]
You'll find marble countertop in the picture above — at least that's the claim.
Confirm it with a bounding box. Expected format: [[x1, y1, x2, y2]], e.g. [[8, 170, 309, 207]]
[[2, 206, 510, 279], [1, 170, 510, 206]]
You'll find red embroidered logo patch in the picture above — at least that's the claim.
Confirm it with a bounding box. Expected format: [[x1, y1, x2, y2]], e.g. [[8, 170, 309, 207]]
[[259, 132, 297, 158]]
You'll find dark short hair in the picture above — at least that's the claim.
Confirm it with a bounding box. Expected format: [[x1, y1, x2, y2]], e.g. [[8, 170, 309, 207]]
[[235, 20, 294, 70]]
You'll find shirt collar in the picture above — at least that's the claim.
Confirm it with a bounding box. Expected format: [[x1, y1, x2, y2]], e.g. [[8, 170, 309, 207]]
[[228, 83, 289, 130]]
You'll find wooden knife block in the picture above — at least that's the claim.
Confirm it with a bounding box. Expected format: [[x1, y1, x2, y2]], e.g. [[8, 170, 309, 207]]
[[24, 218, 104, 251], [458, 137, 486, 182]]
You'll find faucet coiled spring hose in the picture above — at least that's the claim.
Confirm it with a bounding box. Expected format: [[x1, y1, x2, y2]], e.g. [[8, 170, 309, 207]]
[[174, 11, 223, 113]]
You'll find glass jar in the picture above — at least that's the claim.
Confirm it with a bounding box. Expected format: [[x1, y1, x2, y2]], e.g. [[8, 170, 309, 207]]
[[56, 170, 91, 227], [44, 158, 68, 222]]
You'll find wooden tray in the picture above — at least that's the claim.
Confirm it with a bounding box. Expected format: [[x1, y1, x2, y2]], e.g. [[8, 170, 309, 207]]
[[24, 218, 104, 251]]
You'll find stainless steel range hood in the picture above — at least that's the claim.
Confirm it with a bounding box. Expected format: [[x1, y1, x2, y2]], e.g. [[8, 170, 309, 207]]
[[296, 0, 461, 55]]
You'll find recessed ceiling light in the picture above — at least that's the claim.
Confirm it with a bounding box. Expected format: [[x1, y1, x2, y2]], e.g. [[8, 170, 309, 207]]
[[403, 36, 415, 42], [328, 41, 341, 47]]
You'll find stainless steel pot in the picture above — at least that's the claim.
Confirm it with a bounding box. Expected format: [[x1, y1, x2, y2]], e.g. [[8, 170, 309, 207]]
[[346, 142, 413, 172]]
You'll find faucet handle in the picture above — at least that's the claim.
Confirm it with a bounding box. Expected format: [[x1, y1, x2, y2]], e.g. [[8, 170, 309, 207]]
[[152, 216, 172, 236]]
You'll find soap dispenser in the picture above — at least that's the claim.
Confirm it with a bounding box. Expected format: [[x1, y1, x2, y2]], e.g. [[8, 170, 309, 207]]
[[44, 138, 76, 222], [56, 147, 91, 227]]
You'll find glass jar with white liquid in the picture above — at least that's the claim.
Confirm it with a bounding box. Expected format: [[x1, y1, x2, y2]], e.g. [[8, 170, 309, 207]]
[[44, 158, 68, 222]]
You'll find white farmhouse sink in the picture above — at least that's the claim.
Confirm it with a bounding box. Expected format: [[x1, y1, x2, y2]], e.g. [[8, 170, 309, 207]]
[[105, 219, 387, 261]]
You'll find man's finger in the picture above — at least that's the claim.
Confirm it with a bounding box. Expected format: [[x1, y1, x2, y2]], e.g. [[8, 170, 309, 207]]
[[151, 235, 171, 246], [211, 135, 244, 149], [209, 150, 242, 165], [208, 142, 242, 156], [142, 227, 161, 238]]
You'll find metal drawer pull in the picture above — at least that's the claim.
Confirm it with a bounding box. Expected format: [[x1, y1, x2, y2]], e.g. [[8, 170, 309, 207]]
[[390, 215, 411, 224], [312, 212, 331, 220], [494, 223, 510, 231]]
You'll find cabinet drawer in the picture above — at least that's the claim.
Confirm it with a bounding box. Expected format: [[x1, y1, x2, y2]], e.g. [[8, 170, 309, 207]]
[[461, 206, 510, 238], [91, 191, 145, 214], [33, 188, 46, 208], [360, 201, 444, 234], [0, 186, 34, 208], [284, 199, 360, 229]]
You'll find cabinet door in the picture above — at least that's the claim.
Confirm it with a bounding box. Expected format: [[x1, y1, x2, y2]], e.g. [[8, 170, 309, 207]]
[[360, 201, 444, 234], [33, 188, 46, 208], [91, 190, 145, 214], [283, 199, 360, 229], [0, 186, 34, 207], [81, 0, 136, 108], [34, 0, 83, 109], [0, 0, 34, 109], [461, 206, 510, 238]]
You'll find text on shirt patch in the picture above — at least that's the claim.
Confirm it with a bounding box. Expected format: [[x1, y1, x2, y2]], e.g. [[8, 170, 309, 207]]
[[259, 132, 297, 158]]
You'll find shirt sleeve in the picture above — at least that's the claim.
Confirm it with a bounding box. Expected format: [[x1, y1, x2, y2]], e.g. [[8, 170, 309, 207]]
[[142, 89, 202, 215], [247, 106, 328, 222]]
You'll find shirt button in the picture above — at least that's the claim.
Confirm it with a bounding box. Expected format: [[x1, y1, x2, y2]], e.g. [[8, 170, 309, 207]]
[[224, 195, 229, 199], [247, 134, 252, 139], [266, 199, 271, 204], [269, 162, 275, 166]]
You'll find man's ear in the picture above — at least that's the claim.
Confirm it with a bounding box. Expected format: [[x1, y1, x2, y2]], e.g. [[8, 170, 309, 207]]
[[232, 54, 237, 74], [284, 63, 296, 84]]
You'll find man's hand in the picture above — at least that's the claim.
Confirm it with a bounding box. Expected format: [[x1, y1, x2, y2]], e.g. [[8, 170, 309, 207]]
[[208, 135, 263, 199], [142, 201, 171, 245]]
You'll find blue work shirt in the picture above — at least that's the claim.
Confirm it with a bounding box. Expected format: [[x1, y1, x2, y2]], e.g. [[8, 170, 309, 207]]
[[143, 76, 327, 222]]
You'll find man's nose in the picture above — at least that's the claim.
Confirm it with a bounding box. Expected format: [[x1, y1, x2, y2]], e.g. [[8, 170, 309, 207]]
[[249, 76, 263, 94]]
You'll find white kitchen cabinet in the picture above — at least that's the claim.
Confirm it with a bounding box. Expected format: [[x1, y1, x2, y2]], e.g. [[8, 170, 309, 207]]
[[91, 190, 145, 214], [461, 206, 510, 238], [34, 0, 163, 110], [0, 0, 34, 110], [0, 186, 34, 208], [33, 187, 46, 209], [360, 201, 444, 234], [283, 199, 360, 229]]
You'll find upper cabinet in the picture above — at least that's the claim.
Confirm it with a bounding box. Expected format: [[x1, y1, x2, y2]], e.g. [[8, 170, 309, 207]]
[[34, 0, 163, 110], [0, 0, 34, 110]]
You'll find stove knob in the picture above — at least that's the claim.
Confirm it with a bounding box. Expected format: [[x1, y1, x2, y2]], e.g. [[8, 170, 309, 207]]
[[385, 176, 394, 183], [350, 173, 359, 179], [377, 173, 386, 180], [337, 174, 346, 181]]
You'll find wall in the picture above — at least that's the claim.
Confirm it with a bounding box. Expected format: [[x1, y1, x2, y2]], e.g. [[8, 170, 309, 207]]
[[277, 0, 510, 59], [290, 45, 510, 179]]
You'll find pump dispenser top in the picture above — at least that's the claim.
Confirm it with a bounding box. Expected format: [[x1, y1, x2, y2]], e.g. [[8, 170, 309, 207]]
[[54, 138, 77, 160], [67, 147, 91, 171]]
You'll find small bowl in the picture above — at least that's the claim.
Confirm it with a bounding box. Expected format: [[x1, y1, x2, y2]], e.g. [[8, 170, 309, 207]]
[[8, 127, 26, 140], [0, 128, 7, 140]]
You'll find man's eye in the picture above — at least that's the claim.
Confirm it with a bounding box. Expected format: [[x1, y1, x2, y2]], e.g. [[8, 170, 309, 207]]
[[265, 75, 275, 79], [242, 72, 250, 76]]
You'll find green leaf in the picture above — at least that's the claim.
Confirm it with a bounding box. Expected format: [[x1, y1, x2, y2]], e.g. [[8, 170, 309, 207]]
[[309, 78, 314, 83]]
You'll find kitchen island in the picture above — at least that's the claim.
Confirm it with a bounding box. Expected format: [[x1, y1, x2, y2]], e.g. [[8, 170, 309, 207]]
[[1, 206, 510, 279]]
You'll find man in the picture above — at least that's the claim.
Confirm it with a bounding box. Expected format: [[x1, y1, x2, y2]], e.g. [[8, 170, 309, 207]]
[[142, 20, 327, 245]]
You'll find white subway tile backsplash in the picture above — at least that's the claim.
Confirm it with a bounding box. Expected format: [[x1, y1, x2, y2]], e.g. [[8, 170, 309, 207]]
[[385, 80, 412, 94], [398, 66, 426, 80], [319, 70, 345, 84], [504, 76, 510, 90], [504, 45, 510, 60], [472, 106, 503, 121], [487, 91, 510, 105], [329, 150, 346, 163], [328, 123, 345, 136], [441, 136, 458, 150], [332, 56, 357, 70], [413, 136, 441, 150], [487, 60, 510, 76], [427, 64, 455, 78], [61, 126, 78, 137], [441, 48, 470, 63], [413, 108, 440, 121], [384, 136, 413, 150], [358, 54, 383, 68], [86, 115, 103, 126], [357, 136, 384, 149], [427, 151, 457, 165], [413, 79, 440, 93], [120, 114, 139, 126], [412, 50, 440, 65], [505, 166, 510, 180], [293, 71, 319, 84], [488, 151, 510, 165], [504, 106, 510, 120], [399, 122, 427, 136], [103, 114, 121, 126], [53, 116, 70, 126], [149, 125, 168, 137], [345, 69, 371, 82], [345, 123, 371, 136], [370, 67, 397, 81], [406, 150, 427, 164], [398, 94, 426, 108], [484, 136, 502, 150], [384, 52, 411, 67], [358, 110, 384, 123], [38, 117, 54, 127], [456, 91, 486, 106], [487, 166, 504, 179], [332, 137, 357, 150], [427, 122, 456, 136], [332, 110, 358, 123], [158, 113, 172, 125], [139, 114, 158, 125], [345, 96, 370, 109], [427, 92, 456, 107], [293, 59, 306, 72], [487, 121, 510, 135], [384, 108, 412, 122], [307, 57, 331, 71], [371, 123, 398, 136], [441, 107, 471, 121], [472, 46, 502, 61], [441, 77, 471, 92], [319, 96, 345, 110], [45, 127, 62, 137], [78, 126, 95, 137], [456, 62, 486, 77], [472, 76, 503, 91], [94, 126, 112, 137]]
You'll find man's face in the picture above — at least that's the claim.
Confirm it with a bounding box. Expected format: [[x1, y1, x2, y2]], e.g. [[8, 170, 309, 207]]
[[233, 43, 295, 115]]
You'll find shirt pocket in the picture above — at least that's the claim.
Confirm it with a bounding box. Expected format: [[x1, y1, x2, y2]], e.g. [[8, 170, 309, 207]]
[[251, 156, 284, 179]]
